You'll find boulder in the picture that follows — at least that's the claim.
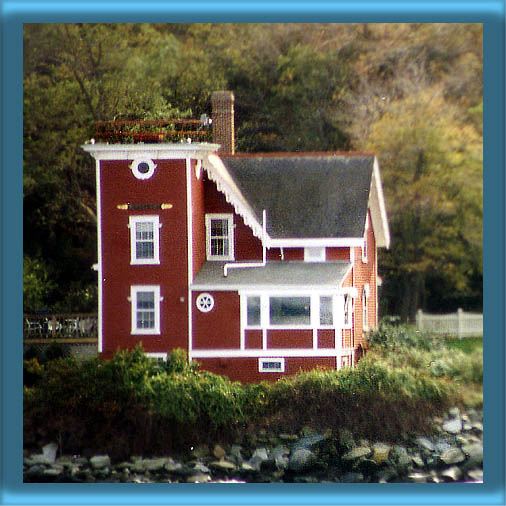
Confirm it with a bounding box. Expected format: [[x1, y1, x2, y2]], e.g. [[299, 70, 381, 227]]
[[442, 418, 462, 434], [372, 443, 391, 465], [289, 448, 315, 472], [90, 455, 111, 469], [440, 448, 465, 465], [42, 443, 58, 463], [342, 446, 371, 461], [213, 444, 226, 459]]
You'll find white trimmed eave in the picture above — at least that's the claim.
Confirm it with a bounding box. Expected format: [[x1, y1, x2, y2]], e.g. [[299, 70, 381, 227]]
[[81, 142, 220, 161], [267, 237, 364, 248], [204, 154, 265, 240], [369, 156, 391, 249]]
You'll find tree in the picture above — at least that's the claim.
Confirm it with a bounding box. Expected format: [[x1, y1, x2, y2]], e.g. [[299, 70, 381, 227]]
[[364, 88, 482, 319]]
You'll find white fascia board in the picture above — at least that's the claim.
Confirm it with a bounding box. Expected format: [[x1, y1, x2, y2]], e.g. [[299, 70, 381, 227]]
[[369, 157, 391, 249], [191, 349, 346, 358], [191, 284, 343, 292], [81, 142, 220, 161], [204, 154, 265, 241], [267, 237, 363, 248]]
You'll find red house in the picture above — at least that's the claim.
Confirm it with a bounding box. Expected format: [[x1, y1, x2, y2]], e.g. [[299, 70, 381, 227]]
[[82, 91, 390, 383]]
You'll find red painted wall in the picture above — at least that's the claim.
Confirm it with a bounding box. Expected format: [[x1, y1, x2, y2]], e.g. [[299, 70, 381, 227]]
[[245, 330, 263, 349], [191, 161, 206, 280], [192, 291, 241, 349], [197, 357, 337, 383], [317, 329, 335, 348], [327, 247, 351, 261], [267, 330, 313, 349], [100, 159, 189, 358]]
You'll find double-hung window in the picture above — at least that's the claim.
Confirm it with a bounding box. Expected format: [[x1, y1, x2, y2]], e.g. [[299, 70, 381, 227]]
[[129, 216, 160, 265], [206, 214, 234, 260], [130, 286, 161, 335]]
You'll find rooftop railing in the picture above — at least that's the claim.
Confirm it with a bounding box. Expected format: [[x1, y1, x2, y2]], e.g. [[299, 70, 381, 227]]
[[93, 117, 213, 144]]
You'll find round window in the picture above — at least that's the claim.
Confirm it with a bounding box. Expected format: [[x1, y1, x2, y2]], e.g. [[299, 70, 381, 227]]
[[196, 293, 214, 313], [130, 157, 156, 180]]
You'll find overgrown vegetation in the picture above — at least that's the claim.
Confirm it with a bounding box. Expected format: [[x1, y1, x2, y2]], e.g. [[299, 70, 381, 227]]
[[24, 326, 482, 460]]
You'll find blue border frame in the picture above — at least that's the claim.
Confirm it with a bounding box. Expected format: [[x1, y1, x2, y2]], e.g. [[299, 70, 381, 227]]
[[2, 1, 504, 505]]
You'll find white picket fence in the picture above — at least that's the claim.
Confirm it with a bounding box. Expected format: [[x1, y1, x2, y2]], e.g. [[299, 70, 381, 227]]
[[416, 308, 483, 338]]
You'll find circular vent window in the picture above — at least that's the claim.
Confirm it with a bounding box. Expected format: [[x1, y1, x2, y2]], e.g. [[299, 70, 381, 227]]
[[130, 157, 156, 180], [196, 293, 214, 313]]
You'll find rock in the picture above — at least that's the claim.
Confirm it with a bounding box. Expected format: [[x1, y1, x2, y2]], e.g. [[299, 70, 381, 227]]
[[42, 443, 58, 463], [279, 433, 298, 442], [90, 455, 111, 469], [293, 433, 325, 451], [271, 445, 290, 471], [191, 444, 209, 459], [164, 459, 183, 473], [407, 471, 429, 483], [229, 445, 244, 464], [288, 448, 315, 472], [440, 448, 465, 465], [467, 469, 483, 482], [209, 459, 236, 472], [415, 436, 435, 452], [448, 407, 460, 418], [411, 454, 425, 468], [372, 443, 391, 464], [342, 446, 371, 461], [189, 462, 210, 474], [338, 428, 355, 450], [461, 442, 483, 467], [186, 473, 211, 483], [247, 448, 270, 471], [139, 458, 167, 472], [390, 446, 411, 467], [440, 466, 462, 482], [213, 444, 226, 459], [443, 418, 462, 434], [376, 468, 397, 483], [25, 454, 52, 466]]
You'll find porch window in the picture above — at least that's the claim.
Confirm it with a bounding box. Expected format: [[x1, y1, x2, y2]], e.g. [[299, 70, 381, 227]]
[[269, 296, 311, 326], [319, 296, 333, 326], [129, 215, 160, 265], [247, 296, 261, 326], [130, 285, 161, 335], [206, 214, 234, 260]]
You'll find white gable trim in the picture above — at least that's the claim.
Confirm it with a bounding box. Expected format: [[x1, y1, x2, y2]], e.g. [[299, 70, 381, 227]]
[[369, 157, 391, 249], [204, 154, 265, 241]]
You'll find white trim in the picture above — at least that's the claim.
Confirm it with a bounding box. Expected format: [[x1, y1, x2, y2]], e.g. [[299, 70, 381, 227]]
[[81, 143, 219, 161], [204, 154, 264, 240], [145, 352, 168, 361], [129, 215, 160, 265], [192, 348, 353, 358], [186, 158, 193, 361], [205, 213, 235, 261], [268, 237, 364, 248], [362, 213, 369, 263], [259, 357, 285, 373], [130, 285, 161, 335], [370, 157, 391, 248], [304, 246, 326, 262], [196, 293, 215, 313], [95, 159, 103, 352], [130, 157, 157, 180]]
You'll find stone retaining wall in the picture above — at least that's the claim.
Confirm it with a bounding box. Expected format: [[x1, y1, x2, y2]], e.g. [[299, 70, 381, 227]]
[[24, 407, 482, 483]]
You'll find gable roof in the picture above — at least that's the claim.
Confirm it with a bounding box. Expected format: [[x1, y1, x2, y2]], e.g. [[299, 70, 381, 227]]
[[204, 152, 390, 248]]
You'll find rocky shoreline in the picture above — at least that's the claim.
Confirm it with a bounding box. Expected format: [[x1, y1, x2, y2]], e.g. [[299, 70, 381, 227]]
[[24, 407, 483, 484]]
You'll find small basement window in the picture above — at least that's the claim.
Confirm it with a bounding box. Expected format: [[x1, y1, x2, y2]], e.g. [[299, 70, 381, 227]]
[[259, 358, 285, 373]]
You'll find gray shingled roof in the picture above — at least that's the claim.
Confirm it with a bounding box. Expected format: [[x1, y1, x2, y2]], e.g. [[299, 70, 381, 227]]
[[220, 154, 374, 239], [192, 261, 352, 289]]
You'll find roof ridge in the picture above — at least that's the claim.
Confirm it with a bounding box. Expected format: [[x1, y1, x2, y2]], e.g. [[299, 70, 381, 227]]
[[221, 152, 375, 158]]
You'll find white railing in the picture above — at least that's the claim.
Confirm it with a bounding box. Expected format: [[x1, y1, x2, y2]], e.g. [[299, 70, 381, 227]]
[[415, 308, 483, 338]]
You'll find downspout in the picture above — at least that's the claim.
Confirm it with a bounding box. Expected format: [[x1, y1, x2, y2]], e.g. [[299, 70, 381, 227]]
[[224, 210, 267, 277]]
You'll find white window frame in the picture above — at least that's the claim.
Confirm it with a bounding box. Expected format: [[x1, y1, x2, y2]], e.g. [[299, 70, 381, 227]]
[[130, 285, 161, 335], [259, 357, 285, 373], [130, 157, 157, 180], [205, 214, 234, 261], [362, 285, 369, 331], [145, 352, 168, 361], [343, 293, 353, 329], [241, 292, 337, 331], [304, 247, 326, 262], [129, 215, 161, 265]]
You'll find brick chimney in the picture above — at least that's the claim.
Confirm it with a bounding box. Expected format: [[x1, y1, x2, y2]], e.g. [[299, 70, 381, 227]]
[[211, 91, 235, 155]]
